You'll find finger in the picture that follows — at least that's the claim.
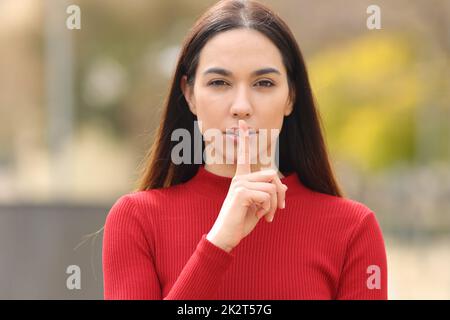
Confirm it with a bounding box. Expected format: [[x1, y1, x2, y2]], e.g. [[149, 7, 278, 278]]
[[235, 119, 251, 176], [243, 169, 288, 209], [242, 181, 277, 218], [265, 187, 277, 222], [271, 174, 288, 210], [247, 189, 271, 217], [256, 206, 267, 220], [242, 169, 279, 182]]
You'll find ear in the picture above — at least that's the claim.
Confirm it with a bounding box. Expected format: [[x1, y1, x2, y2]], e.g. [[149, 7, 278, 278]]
[[284, 91, 294, 116], [180, 75, 196, 115], [284, 103, 293, 116]]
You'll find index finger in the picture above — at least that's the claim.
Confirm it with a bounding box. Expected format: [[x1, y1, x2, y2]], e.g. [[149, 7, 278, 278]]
[[235, 119, 251, 176]]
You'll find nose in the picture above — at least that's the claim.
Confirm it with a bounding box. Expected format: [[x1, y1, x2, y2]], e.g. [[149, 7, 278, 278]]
[[229, 85, 253, 118]]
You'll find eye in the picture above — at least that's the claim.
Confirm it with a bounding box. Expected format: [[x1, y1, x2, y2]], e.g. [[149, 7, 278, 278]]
[[208, 80, 229, 87], [207, 79, 274, 87], [255, 80, 275, 88]]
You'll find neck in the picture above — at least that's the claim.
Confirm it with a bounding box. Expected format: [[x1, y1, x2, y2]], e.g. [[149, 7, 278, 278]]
[[187, 164, 304, 200], [204, 162, 285, 179]]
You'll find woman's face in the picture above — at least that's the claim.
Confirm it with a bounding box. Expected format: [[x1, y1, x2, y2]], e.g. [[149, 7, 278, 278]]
[[181, 28, 293, 165]]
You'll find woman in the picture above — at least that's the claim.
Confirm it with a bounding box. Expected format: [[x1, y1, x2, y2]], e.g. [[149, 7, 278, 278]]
[[102, 0, 388, 300]]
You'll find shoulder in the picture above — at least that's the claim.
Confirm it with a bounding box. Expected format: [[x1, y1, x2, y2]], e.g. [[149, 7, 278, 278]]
[[103, 192, 160, 256], [105, 184, 186, 224], [104, 191, 155, 227], [104, 193, 143, 230], [304, 189, 381, 231], [109, 183, 185, 210], [103, 191, 166, 242], [302, 191, 386, 256]]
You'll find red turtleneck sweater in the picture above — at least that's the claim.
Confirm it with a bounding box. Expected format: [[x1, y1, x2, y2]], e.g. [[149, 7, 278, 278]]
[[102, 165, 388, 300]]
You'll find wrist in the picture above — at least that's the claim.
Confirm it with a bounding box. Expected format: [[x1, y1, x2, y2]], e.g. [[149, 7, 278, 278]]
[[206, 232, 233, 253]]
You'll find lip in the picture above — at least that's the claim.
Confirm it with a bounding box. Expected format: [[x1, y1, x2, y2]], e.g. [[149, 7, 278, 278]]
[[224, 131, 257, 144], [224, 132, 257, 136], [225, 132, 244, 143], [224, 127, 258, 135]]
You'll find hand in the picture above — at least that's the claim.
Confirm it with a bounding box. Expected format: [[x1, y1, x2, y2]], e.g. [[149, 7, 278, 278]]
[[206, 119, 288, 252]]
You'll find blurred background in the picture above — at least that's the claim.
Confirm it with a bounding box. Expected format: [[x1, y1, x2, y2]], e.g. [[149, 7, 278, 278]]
[[0, 0, 449, 299]]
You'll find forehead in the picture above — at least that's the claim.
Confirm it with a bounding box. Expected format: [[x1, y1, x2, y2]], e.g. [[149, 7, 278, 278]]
[[197, 28, 285, 74]]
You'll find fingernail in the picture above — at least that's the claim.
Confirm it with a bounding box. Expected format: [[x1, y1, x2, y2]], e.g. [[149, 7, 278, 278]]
[[269, 216, 274, 222], [282, 200, 285, 209]]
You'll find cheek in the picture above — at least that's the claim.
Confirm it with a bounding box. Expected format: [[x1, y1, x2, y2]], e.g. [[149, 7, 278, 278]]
[[193, 89, 228, 132], [255, 91, 288, 127]]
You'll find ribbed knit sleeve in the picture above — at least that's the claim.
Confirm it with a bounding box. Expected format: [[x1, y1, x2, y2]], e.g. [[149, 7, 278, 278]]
[[164, 234, 235, 300], [102, 194, 234, 300], [335, 211, 388, 300]]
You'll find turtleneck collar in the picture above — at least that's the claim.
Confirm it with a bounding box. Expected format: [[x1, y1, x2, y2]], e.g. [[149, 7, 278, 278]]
[[187, 164, 310, 199]]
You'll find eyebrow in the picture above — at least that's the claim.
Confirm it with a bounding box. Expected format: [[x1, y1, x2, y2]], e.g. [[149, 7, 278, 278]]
[[202, 67, 281, 77]]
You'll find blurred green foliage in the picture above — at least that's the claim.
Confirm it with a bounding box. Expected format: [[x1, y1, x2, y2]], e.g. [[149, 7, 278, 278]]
[[309, 33, 446, 172]]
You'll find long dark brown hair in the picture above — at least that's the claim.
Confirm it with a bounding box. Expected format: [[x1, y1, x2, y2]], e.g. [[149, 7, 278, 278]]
[[135, 0, 343, 197]]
